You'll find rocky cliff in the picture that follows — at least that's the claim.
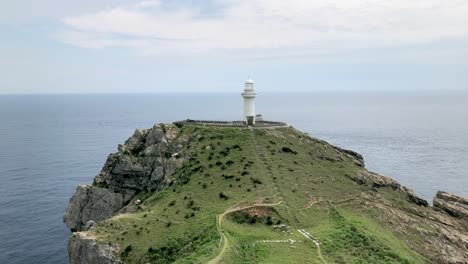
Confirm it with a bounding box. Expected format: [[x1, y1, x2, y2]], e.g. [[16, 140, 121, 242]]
[[64, 124, 468, 264], [68, 232, 121, 264], [64, 124, 187, 232]]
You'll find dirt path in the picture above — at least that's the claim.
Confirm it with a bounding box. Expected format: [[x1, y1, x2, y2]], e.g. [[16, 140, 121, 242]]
[[207, 201, 283, 264], [298, 229, 327, 264]]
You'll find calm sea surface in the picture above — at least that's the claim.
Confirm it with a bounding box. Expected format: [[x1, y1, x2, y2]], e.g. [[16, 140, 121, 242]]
[[0, 92, 467, 263]]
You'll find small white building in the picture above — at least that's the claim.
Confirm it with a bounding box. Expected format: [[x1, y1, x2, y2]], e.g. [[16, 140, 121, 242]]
[[241, 78, 257, 125]]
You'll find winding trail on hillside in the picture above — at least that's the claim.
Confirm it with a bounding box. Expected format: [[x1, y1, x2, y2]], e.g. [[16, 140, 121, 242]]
[[207, 201, 283, 264]]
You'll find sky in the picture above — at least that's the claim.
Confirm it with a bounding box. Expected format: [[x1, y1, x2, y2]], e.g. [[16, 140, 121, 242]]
[[1, 0, 467, 94]]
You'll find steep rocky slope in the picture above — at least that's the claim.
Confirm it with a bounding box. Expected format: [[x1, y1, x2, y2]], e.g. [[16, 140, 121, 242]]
[[64, 124, 468, 263], [64, 125, 186, 232]]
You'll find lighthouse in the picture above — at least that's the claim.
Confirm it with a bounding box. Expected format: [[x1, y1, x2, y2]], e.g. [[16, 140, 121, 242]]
[[241, 78, 257, 125]]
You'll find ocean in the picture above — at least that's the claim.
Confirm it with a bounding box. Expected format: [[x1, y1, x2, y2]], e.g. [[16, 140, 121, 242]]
[[0, 92, 467, 263]]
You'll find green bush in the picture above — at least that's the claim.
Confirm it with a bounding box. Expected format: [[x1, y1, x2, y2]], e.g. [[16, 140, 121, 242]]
[[250, 177, 262, 184], [121, 245, 133, 257], [145, 227, 217, 263], [186, 200, 194, 208], [281, 147, 297, 154]]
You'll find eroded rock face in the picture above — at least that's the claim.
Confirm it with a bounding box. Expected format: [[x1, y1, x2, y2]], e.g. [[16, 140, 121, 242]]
[[68, 232, 121, 264], [346, 171, 429, 207], [64, 185, 124, 232], [64, 124, 188, 232], [434, 191, 468, 219]]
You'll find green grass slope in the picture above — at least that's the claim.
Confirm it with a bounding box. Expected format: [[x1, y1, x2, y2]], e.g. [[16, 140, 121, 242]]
[[87, 125, 434, 263]]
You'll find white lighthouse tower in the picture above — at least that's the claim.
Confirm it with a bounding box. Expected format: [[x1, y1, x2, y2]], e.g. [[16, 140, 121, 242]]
[[241, 78, 257, 125]]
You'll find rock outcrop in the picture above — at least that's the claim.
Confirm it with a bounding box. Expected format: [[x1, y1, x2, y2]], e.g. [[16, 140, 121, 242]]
[[68, 232, 121, 264], [346, 171, 429, 207], [365, 192, 468, 264], [64, 185, 124, 232], [333, 146, 365, 167], [64, 124, 188, 232], [434, 191, 468, 219]]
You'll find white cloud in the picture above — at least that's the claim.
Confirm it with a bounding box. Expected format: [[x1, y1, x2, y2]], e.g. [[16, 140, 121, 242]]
[[58, 0, 468, 56]]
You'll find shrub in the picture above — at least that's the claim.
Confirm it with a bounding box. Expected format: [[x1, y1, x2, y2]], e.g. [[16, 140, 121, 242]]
[[223, 174, 234, 179], [168, 200, 176, 207], [186, 200, 194, 208], [250, 177, 262, 184], [146, 227, 217, 263], [185, 212, 195, 218], [266, 217, 273, 225], [121, 245, 133, 257], [281, 147, 297, 154], [191, 166, 203, 173], [219, 192, 229, 200]]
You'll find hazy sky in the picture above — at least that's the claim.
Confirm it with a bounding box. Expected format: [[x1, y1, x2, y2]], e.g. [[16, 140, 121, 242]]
[[1, 0, 467, 94]]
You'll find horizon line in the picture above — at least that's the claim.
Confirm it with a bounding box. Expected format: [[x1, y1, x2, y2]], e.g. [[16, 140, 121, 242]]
[[1, 89, 467, 96]]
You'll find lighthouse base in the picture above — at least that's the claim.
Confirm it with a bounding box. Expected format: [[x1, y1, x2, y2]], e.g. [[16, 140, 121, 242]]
[[246, 116, 255, 125]]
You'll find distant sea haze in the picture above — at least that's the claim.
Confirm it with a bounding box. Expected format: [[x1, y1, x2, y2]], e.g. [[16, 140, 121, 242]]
[[0, 91, 467, 263]]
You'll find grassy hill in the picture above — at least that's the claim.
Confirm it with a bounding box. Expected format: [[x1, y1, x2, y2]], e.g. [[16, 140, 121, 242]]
[[69, 124, 467, 263]]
